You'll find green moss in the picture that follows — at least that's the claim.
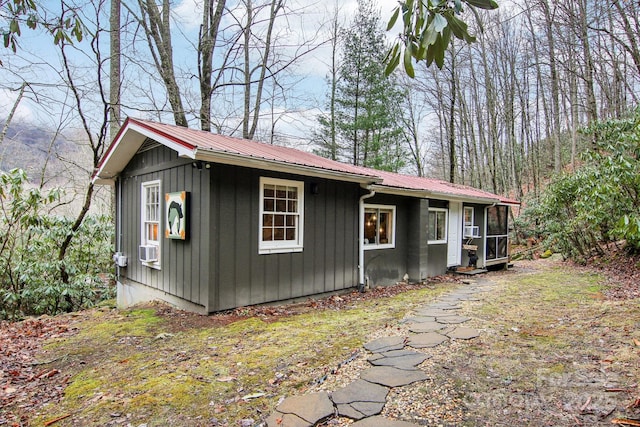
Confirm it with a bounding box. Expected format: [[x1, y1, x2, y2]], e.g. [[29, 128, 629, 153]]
[[29, 284, 453, 426], [63, 374, 105, 400]]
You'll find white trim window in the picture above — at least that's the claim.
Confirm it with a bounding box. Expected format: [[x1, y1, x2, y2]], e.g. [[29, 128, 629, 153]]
[[364, 204, 396, 250], [428, 207, 448, 244], [259, 177, 304, 254], [464, 206, 474, 227], [463, 206, 480, 238], [141, 179, 161, 267]]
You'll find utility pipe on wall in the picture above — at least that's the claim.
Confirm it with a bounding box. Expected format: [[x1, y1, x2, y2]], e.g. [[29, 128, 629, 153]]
[[358, 187, 376, 288]]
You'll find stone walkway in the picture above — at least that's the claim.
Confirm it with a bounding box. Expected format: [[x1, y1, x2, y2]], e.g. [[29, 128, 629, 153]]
[[265, 277, 494, 427]]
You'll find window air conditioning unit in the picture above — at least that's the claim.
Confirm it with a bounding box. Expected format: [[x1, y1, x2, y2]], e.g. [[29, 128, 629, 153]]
[[464, 226, 480, 238], [139, 245, 158, 262]]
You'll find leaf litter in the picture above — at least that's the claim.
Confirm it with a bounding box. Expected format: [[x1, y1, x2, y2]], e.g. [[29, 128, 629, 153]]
[[0, 257, 638, 426]]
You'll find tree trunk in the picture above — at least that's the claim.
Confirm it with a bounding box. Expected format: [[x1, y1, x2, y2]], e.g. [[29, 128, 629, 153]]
[[137, 0, 188, 127], [540, 0, 562, 173], [576, 0, 598, 133], [109, 0, 121, 140], [613, 0, 640, 78], [448, 46, 457, 184], [0, 82, 26, 145], [198, 0, 226, 132]]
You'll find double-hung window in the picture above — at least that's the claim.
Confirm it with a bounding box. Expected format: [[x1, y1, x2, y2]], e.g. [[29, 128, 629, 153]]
[[464, 207, 474, 227], [364, 204, 396, 249], [428, 208, 448, 244], [141, 180, 161, 267], [259, 177, 304, 254], [463, 206, 480, 238]]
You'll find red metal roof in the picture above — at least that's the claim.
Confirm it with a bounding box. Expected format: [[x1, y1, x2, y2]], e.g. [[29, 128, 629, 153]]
[[358, 167, 520, 205], [129, 118, 378, 180], [95, 118, 519, 205]]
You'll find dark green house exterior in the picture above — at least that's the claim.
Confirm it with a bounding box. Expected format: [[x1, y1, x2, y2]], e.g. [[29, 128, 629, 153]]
[[94, 118, 518, 314]]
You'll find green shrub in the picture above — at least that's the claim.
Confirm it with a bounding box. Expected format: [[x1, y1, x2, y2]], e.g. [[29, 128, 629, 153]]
[[0, 169, 114, 320], [521, 110, 640, 260]]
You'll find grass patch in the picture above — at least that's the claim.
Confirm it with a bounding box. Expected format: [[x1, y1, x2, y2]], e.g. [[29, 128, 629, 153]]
[[32, 284, 448, 426], [24, 262, 640, 426], [442, 262, 640, 425]]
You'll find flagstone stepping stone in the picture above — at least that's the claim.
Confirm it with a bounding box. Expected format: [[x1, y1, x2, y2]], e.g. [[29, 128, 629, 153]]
[[407, 332, 448, 349], [368, 349, 429, 369], [446, 327, 480, 340], [429, 302, 461, 310], [401, 315, 436, 324], [360, 366, 428, 387], [267, 392, 334, 427], [456, 295, 480, 301], [351, 416, 421, 427], [265, 412, 309, 427], [363, 336, 406, 353], [457, 287, 479, 292], [331, 379, 388, 419], [435, 315, 471, 324], [414, 308, 452, 317], [408, 321, 447, 333]]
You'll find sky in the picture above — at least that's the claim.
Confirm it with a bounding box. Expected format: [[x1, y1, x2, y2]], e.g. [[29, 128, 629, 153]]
[[0, 0, 403, 143]]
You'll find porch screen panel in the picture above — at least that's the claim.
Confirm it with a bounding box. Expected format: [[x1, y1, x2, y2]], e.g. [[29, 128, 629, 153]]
[[486, 205, 508, 261]]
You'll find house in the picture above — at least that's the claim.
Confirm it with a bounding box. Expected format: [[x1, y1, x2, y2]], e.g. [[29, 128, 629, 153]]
[[93, 118, 519, 314]]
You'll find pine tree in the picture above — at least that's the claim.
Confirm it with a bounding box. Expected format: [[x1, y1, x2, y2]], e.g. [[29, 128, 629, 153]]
[[316, 0, 406, 172]]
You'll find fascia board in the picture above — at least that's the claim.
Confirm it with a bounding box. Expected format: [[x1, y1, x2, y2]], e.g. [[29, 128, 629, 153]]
[[195, 149, 381, 185], [370, 184, 501, 204], [92, 121, 197, 185], [127, 121, 196, 159]]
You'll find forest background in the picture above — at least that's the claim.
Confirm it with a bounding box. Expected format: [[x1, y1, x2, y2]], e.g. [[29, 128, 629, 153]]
[[1, 0, 640, 320]]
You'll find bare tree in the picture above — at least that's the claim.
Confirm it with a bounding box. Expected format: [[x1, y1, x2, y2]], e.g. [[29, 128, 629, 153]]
[[109, 0, 121, 139], [198, 0, 226, 132], [132, 0, 188, 127]]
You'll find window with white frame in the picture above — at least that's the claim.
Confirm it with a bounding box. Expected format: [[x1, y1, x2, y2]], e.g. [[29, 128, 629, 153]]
[[428, 208, 448, 244], [141, 180, 161, 266], [463, 206, 480, 238], [464, 206, 474, 226], [259, 177, 304, 254], [364, 204, 396, 249]]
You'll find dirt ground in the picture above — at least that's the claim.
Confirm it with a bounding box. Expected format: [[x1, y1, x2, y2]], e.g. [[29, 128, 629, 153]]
[[1, 257, 639, 426]]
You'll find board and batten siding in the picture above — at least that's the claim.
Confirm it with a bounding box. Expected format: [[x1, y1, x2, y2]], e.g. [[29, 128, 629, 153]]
[[119, 144, 210, 310], [209, 164, 360, 312], [362, 194, 411, 287]]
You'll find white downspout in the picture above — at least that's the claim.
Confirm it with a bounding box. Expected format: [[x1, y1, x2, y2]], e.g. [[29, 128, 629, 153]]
[[358, 187, 376, 287], [117, 178, 123, 256], [115, 178, 123, 278]]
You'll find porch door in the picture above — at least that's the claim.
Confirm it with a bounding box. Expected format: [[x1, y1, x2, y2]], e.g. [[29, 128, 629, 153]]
[[447, 201, 462, 267]]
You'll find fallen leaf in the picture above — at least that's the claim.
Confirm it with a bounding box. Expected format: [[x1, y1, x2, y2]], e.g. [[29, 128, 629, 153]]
[[43, 414, 71, 426], [242, 392, 265, 400], [611, 418, 640, 426]]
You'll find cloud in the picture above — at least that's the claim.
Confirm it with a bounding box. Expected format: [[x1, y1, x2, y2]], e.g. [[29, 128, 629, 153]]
[[172, 0, 203, 32], [0, 88, 34, 123]]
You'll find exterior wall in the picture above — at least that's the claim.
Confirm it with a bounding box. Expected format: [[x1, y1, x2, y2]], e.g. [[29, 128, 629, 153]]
[[208, 164, 361, 312], [117, 144, 361, 313], [407, 198, 429, 282], [363, 194, 411, 287], [113, 140, 508, 313], [117, 144, 211, 311]]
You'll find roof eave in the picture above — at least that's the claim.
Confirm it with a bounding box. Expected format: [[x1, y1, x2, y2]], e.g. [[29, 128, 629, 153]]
[[368, 184, 429, 198], [195, 148, 380, 185], [370, 184, 503, 204], [92, 119, 197, 185]]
